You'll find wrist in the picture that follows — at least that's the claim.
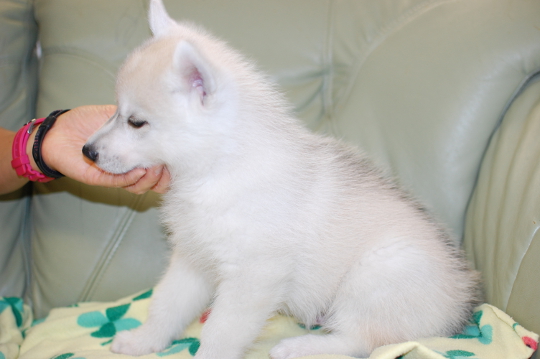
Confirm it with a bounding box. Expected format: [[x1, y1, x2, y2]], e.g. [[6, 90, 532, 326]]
[[11, 109, 70, 182], [39, 128, 57, 173], [31, 109, 69, 179], [11, 118, 54, 182], [26, 124, 42, 173], [25, 125, 60, 173]]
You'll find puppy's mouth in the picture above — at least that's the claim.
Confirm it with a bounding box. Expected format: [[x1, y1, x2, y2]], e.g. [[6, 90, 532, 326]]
[[82, 143, 135, 175]]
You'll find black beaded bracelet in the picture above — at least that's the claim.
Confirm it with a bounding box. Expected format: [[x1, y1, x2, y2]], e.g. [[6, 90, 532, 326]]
[[32, 109, 71, 179]]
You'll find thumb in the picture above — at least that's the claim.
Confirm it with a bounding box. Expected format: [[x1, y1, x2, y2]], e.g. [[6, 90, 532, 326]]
[[114, 168, 148, 188], [85, 166, 147, 188]]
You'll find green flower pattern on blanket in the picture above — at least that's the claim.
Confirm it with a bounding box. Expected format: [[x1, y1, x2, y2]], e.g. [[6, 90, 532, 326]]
[[297, 323, 322, 330], [398, 350, 479, 359], [71, 289, 198, 357], [157, 337, 200, 357], [50, 353, 86, 359], [77, 303, 141, 345], [0, 297, 24, 327], [438, 350, 477, 359], [0, 294, 537, 359], [451, 310, 493, 344], [397, 310, 494, 359], [132, 289, 153, 301]]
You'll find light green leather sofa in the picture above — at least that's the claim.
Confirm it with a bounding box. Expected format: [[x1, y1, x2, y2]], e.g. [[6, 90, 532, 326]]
[[1, 0, 539, 355]]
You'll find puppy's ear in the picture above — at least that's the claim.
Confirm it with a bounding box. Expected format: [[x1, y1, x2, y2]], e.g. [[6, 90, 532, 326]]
[[173, 41, 215, 105], [149, 0, 176, 37]]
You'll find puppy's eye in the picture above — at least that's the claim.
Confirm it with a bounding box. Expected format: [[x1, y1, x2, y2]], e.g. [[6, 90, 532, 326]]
[[128, 116, 148, 129]]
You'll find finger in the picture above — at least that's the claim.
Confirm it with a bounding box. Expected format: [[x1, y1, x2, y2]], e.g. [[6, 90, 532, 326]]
[[85, 165, 146, 189], [151, 167, 171, 194], [114, 168, 148, 189], [123, 166, 164, 195]]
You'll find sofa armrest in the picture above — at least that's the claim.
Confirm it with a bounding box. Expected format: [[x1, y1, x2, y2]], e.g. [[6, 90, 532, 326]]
[[464, 75, 540, 338]]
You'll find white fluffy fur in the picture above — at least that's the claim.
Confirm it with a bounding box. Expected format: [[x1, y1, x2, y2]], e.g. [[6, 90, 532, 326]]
[[84, 1, 481, 358]]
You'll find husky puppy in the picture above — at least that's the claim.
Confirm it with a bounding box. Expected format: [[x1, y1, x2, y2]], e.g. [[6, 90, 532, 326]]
[[83, 1, 480, 358]]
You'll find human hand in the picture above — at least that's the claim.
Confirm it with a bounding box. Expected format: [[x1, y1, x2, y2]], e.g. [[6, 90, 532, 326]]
[[123, 165, 171, 195], [38, 105, 170, 194]]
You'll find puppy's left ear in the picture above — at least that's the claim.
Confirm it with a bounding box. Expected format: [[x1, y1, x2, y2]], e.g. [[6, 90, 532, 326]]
[[173, 40, 216, 106], [149, 0, 176, 37]]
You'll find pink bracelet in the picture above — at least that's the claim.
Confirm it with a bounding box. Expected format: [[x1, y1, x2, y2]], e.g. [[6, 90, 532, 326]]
[[11, 118, 55, 182]]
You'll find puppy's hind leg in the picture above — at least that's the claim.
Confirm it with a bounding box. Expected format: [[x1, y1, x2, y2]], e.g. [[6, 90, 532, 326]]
[[270, 276, 384, 359], [111, 250, 213, 355], [270, 332, 371, 359], [271, 244, 440, 359]]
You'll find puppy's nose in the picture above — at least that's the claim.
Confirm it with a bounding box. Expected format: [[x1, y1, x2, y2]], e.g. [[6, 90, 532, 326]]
[[82, 144, 99, 162]]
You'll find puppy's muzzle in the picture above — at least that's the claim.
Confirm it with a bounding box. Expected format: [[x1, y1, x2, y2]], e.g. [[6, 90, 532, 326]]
[[82, 144, 99, 162]]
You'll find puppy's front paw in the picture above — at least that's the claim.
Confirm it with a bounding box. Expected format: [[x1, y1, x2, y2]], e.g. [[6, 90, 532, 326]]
[[110, 329, 169, 356]]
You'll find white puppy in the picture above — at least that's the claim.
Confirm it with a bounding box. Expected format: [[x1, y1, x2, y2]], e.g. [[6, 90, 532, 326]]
[[83, 1, 481, 358]]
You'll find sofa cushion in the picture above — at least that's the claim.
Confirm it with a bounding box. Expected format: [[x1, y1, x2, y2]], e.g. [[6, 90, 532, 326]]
[[0, 0, 39, 299], [465, 75, 540, 338], [0, 0, 538, 318]]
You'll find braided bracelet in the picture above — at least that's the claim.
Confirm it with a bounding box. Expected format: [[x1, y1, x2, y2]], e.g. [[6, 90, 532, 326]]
[[31, 109, 70, 179]]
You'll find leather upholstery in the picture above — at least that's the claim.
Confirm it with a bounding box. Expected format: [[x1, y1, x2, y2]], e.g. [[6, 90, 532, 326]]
[[465, 75, 540, 338], [0, 1, 539, 345]]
